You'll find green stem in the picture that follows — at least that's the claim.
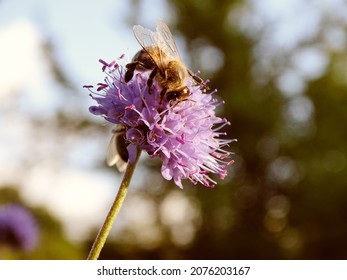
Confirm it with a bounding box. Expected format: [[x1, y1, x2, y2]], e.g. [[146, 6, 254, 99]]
[[87, 149, 141, 260]]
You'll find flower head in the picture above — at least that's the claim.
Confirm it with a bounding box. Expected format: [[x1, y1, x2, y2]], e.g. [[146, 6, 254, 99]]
[[0, 204, 39, 251], [85, 57, 235, 188]]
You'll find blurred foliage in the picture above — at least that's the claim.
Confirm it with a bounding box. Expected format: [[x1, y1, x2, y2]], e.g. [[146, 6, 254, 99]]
[[0, 188, 83, 259], [90, 0, 347, 260]]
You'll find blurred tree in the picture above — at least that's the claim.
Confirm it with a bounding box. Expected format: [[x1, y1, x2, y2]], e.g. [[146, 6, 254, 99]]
[[90, 0, 347, 260]]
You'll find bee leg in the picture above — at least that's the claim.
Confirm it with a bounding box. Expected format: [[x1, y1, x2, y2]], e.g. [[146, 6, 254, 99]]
[[160, 88, 167, 100], [125, 62, 137, 82], [157, 88, 169, 108], [187, 69, 210, 90], [147, 67, 158, 93]]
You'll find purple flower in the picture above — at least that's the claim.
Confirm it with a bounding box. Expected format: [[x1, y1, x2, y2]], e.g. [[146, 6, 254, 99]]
[[0, 204, 39, 251], [85, 57, 235, 188]]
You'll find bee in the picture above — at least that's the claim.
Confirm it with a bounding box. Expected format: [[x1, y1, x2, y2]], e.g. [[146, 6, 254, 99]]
[[125, 19, 208, 102], [106, 124, 128, 172], [108, 20, 210, 171]]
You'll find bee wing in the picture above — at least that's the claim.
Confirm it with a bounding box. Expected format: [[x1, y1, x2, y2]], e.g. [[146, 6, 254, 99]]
[[107, 126, 128, 172], [133, 24, 165, 70], [133, 24, 158, 50], [155, 19, 182, 60], [133, 20, 182, 71]]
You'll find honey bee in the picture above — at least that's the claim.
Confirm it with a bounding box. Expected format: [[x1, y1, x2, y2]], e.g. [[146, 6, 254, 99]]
[[107, 124, 128, 171], [125, 19, 208, 102], [108, 20, 209, 171]]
